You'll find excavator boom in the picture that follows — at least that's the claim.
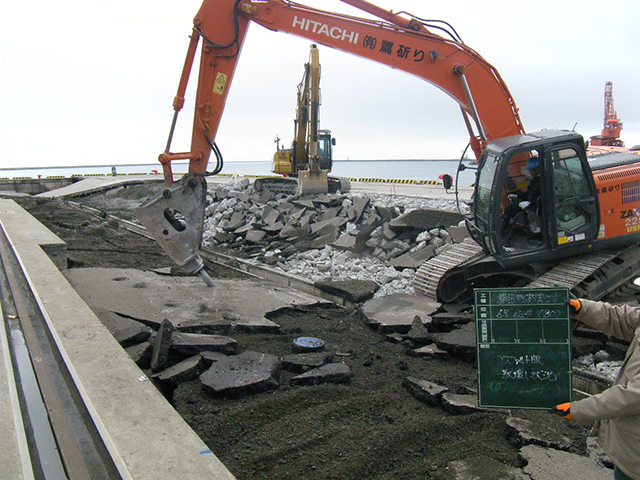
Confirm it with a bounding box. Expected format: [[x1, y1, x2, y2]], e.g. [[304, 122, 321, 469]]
[[137, 0, 525, 279]]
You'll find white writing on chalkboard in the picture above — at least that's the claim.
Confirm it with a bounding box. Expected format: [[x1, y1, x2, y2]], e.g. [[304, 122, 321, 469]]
[[495, 292, 563, 304], [494, 307, 561, 319], [498, 355, 543, 365], [501, 369, 559, 382]]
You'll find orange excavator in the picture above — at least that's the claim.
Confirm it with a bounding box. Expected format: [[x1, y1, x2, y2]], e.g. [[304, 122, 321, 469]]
[[137, 0, 640, 302]]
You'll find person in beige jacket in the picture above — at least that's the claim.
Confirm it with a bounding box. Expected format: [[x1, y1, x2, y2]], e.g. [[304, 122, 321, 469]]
[[551, 298, 640, 480]]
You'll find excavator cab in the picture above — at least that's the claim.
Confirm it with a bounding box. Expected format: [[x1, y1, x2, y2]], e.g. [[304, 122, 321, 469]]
[[468, 130, 600, 268], [316, 130, 335, 171]]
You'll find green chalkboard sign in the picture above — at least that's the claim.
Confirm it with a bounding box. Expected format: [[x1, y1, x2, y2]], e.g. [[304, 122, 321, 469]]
[[475, 287, 572, 409]]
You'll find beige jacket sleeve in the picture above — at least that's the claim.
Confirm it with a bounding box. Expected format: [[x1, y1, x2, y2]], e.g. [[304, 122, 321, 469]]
[[570, 299, 640, 425]]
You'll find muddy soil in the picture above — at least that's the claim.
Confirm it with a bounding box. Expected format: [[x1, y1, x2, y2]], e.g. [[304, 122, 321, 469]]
[[13, 191, 591, 480]]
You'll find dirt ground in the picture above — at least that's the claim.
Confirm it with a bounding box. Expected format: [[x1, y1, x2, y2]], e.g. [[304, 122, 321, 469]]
[[13, 190, 591, 480]]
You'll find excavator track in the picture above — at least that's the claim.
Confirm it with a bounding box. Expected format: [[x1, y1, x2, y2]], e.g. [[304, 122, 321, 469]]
[[413, 238, 484, 300], [414, 240, 640, 302], [528, 245, 640, 300]]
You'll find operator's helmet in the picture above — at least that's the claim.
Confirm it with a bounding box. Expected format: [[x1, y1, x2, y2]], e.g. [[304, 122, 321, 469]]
[[526, 156, 540, 170]]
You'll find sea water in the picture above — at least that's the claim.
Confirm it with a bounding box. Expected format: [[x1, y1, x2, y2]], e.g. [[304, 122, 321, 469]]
[[0, 159, 478, 187]]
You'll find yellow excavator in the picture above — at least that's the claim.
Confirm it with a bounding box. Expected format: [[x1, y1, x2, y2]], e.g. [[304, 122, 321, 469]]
[[255, 44, 350, 194]]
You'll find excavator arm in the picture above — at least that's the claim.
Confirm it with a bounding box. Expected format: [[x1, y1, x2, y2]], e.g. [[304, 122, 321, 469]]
[[137, 0, 525, 281]]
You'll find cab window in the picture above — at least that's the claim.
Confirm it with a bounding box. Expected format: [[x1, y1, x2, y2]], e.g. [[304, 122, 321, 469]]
[[551, 147, 596, 242]]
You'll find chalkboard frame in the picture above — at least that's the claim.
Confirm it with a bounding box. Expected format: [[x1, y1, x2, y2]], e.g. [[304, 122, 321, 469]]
[[474, 287, 573, 409]]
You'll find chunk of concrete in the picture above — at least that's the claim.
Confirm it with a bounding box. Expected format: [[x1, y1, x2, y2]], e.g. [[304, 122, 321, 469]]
[[310, 227, 339, 249], [387, 245, 434, 269], [435, 322, 477, 362], [519, 445, 612, 480], [245, 228, 267, 243], [172, 332, 238, 356], [314, 278, 379, 303], [281, 352, 334, 373], [348, 197, 370, 223], [361, 293, 440, 333], [152, 355, 206, 387], [200, 351, 280, 397], [223, 211, 246, 231], [403, 377, 448, 406], [389, 208, 464, 231], [290, 363, 352, 386], [430, 311, 474, 332], [150, 319, 174, 372], [403, 315, 432, 345], [441, 393, 483, 415], [408, 343, 449, 359], [446, 225, 470, 243]]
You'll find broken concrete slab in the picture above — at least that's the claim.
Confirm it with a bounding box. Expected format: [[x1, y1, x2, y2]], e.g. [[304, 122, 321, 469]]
[[435, 322, 477, 362], [125, 341, 153, 369], [282, 352, 334, 373], [387, 245, 434, 269], [199, 351, 229, 367], [245, 228, 267, 243], [429, 311, 474, 332], [389, 208, 464, 231], [152, 354, 206, 387], [310, 228, 339, 249], [150, 319, 174, 372], [506, 417, 573, 452], [441, 393, 484, 415], [223, 211, 246, 231], [360, 293, 440, 333], [314, 278, 379, 303], [172, 332, 238, 356], [408, 343, 449, 359], [290, 363, 352, 386], [200, 351, 280, 397], [519, 445, 612, 480], [89, 306, 153, 347], [446, 456, 528, 480], [403, 315, 432, 345], [403, 377, 448, 406], [113, 325, 152, 349], [445, 225, 470, 243], [64, 268, 316, 332], [348, 196, 370, 223]]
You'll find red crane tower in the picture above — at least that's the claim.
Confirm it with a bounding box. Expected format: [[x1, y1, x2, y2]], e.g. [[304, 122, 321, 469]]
[[590, 81, 624, 147]]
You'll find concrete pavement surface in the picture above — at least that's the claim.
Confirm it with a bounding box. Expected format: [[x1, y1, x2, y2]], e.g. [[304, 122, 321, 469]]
[[64, 267, 320, 332]]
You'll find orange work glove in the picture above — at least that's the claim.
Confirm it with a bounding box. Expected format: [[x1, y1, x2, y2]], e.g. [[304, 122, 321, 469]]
[[549, 402, 573, 420], [564, 293, 581, 315]]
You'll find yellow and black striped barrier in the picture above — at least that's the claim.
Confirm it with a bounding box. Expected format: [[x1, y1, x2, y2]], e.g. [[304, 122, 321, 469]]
[[350, 177, 442, 185]]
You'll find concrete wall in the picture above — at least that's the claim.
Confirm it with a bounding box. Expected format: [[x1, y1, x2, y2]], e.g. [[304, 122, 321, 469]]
[[0, 178, 76, 194]]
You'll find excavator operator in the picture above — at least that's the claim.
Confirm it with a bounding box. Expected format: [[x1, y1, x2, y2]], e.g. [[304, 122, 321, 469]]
[[501, 156, 543, 248]]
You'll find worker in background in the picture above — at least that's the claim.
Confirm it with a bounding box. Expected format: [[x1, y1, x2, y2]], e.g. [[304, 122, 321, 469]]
[[551, 297, 640, 480]]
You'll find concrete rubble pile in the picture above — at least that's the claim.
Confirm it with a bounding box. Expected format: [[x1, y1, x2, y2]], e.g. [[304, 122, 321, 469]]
[[202, 176, 468, 297]]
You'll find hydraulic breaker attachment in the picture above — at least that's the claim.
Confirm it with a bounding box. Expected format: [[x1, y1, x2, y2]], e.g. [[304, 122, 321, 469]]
[[136, 176, 214, 287]]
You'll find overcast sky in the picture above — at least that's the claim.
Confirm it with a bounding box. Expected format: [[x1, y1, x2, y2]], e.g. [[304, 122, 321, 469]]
[[2, 0, 639, 168]]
